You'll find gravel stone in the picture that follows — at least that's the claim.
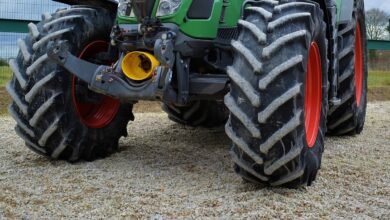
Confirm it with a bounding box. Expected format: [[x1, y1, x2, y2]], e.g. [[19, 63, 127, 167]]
[[0, 102, 389, 219]]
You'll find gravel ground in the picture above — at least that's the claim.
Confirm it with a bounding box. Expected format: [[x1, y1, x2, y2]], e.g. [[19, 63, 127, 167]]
[[0, 102, 389, 219]]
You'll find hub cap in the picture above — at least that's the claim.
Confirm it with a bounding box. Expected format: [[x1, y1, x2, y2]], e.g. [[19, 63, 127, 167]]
[[304, 42, 322, 148], [355, 22, 364, 107], [72, 41, 120, 128]]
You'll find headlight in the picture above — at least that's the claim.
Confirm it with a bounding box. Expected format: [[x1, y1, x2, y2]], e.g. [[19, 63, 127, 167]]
[[156, 0, 182, 17], [118, 0, 133, 17]]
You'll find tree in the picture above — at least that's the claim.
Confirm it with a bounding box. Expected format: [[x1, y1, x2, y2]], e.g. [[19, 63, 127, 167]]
[[386, 18, 390, 40], [365, 8, 388, 40]]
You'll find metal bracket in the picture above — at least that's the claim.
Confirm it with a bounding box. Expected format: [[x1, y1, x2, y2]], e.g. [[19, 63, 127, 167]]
[[154, 32, 176, 68], [176, 53, 190, 104]]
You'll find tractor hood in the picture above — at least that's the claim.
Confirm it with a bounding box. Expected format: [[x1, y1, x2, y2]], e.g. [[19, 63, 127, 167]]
[[54, 0, 244, 39], [130, 0, 156, 18], [116, 0, 244, 39]]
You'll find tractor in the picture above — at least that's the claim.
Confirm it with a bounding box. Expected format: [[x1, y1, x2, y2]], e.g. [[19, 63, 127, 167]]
[[7, 0, 367, 187]]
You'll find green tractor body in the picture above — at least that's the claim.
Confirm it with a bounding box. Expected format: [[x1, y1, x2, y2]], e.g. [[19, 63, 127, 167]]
[[116, 0, 353, 39], [7, 0, 368, 187], [117, 0, 244, 39]]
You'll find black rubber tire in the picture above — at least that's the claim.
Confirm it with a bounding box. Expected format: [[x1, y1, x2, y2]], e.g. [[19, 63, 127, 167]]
[[162, 101, 228, 127], [327, 0, 368, 135], [7, 6, 134, 161], [225, 0, 328, 187]]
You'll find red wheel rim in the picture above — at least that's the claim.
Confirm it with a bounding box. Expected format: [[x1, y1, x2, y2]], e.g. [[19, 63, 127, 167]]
[[304, 42, 322, 148], [355, 22, 363, 107], [72, 41, 120, 128]]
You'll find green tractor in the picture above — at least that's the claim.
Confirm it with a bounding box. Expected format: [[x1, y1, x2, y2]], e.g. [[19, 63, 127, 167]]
[[7, 0, 367, 187]]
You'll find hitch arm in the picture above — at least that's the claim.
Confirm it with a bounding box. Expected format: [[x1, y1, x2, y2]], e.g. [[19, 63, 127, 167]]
[[47, 43, 100, 84], [47, 42, 168, 101]]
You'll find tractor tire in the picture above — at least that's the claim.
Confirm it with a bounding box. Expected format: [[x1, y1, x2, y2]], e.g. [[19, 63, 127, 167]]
[[7, 6, 134, 161], [225, 0, 328, 187], [162, 101, 228, 127], [327, 0, 368, 135]]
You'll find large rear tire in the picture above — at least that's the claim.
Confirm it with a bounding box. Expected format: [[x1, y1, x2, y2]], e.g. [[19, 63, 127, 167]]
[[7, 6, 134, 161], [225, 0, 328, 187], [327, 0, 368, 135], [162, 101, 228, 127]]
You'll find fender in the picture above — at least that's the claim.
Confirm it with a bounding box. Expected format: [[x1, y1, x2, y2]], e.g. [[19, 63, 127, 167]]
[[53, 0, 118, 11]]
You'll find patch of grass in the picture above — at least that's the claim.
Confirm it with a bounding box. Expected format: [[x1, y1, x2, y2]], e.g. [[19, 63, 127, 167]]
[[0, 66, 12, 87], [368, 71, 390, 88], [0, 87, 10, 115], [0, 66, 12, 115]]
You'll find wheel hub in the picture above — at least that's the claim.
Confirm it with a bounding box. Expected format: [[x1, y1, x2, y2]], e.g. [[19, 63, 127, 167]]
[[304, 42, 322, 148], [72, 41, 120, 128]]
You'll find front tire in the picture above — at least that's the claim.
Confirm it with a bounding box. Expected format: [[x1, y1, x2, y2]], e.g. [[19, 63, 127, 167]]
[[225, 0, 328, 187], [7, 6, 134, 161]]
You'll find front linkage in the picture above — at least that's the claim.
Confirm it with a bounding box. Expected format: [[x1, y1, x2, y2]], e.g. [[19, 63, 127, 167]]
[[47, 3, 228, 104]]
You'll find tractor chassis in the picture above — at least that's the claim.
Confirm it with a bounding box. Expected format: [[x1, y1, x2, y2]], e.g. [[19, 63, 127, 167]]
[[47, 24, 229, 104]]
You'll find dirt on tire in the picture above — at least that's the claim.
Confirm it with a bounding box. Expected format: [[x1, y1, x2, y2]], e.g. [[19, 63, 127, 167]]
[[0, 102, 389, 218]]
